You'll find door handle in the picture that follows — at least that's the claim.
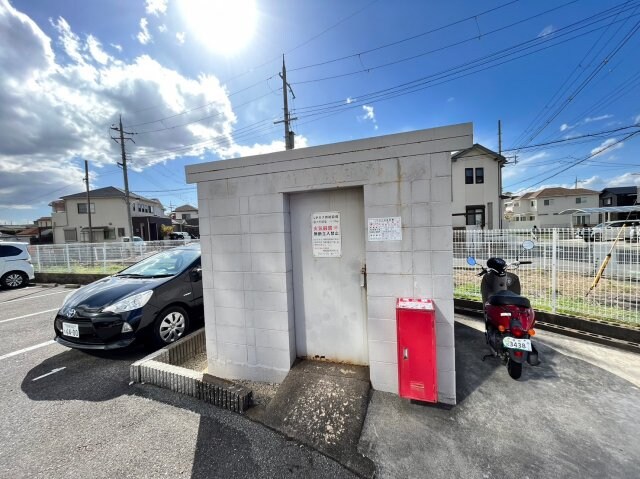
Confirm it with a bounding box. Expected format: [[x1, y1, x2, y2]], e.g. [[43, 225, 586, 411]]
[[360, 264, 367, 288], [403, 348, 409, 360]]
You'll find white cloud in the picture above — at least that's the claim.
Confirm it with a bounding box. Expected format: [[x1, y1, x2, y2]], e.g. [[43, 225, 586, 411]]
[[221, 135, 309, 159], [590, 138, 624, 157], [145, 0, 167, 16], [584, 114, 613, 123], [538, 25, 554, 37], [176, 32, 186, 44], [158, 24, 168, 33], [0, 1, 286, 212], [360, 105, 378, 129], [560, 123, 573, 132], [606, 172, 640, 187], [110, 43, 122, 52], [345, 97, 354, 104], [137, 18, 152, 45], [86, 35, 111, 65]]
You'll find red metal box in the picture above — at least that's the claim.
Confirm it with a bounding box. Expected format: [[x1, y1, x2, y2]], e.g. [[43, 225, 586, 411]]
[[396, 298, 437, 402]]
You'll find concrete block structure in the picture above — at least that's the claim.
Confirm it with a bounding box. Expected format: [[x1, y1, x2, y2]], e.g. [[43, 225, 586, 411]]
[[186, 123, 472, 405]]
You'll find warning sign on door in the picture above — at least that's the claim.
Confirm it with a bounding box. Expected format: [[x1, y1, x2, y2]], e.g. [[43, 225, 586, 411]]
[[368, 217, 402, 241], [312, 212, 341, 257]]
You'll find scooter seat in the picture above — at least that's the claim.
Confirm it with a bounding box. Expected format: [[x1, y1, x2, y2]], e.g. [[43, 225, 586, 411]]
[[488, 290, 531, 308]]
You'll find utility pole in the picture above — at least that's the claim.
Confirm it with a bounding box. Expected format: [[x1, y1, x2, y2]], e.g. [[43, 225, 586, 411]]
[[498, 120, 503, 229], [110, 115, 136, 239], [274, 55, 297, 150], [83, 160, 93, 244], [575, 176, 585, 189]]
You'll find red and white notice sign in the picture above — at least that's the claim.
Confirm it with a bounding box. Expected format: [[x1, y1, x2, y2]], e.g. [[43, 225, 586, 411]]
[[312, 211, 341, 257]]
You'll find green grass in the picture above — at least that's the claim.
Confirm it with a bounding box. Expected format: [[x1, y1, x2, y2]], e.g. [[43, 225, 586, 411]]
[[37, 264, 125, 274]]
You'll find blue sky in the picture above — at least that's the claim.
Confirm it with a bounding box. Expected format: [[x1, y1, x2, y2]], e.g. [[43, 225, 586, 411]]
[[1, 0, 639, 224]]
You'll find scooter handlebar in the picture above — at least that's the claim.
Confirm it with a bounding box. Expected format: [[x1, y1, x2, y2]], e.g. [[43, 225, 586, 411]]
[[519, 260, 532, 265]]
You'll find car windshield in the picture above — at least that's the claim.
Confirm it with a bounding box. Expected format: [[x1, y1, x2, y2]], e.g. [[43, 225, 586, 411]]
[[116, 246, 200, 277]]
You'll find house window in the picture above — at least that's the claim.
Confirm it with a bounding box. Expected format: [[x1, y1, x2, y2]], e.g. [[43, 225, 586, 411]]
[[575, 215, 588, 225], [105, 228, 116, 240], [475, 168, 484, 184], [531, 201, 535, 207], [77, 203, 95, 214], [465, 168, 474, 185], [182, 213, 191, 220], [64, 229, 77, 242], [544, 199, 554, 206], [603, 197, 612, 206], [465, 205, 485, 227], [514, 202, 520, 207], [117, 228, 125, 237], [576, 197, 586, 204], [529, 215, 535, 221]]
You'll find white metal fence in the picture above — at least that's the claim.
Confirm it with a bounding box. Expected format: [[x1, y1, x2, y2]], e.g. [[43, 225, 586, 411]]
[[26, 230, 639, 324], [454, 228, 640, 324], [28, 240, 196, 274]]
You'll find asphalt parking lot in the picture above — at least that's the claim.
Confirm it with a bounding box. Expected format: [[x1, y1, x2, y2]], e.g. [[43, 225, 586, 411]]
[[2, 285, 639, 479], [0, 285, 355, 479]]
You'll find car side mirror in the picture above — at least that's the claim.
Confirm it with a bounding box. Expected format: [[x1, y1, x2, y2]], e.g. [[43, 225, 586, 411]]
[[189, 267, 202, 282]]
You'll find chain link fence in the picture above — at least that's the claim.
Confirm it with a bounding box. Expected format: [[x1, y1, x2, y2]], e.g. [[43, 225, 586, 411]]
[[28, 240, 197, 275], [454, 228, 639, 324]]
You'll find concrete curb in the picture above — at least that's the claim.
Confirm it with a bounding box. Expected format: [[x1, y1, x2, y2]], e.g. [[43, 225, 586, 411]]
[[130, 329, 252, 414]]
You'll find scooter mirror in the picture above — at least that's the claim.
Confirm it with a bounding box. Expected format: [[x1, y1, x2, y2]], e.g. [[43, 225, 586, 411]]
[[466, 256, 477, 266], [522, 240, 535, 250]]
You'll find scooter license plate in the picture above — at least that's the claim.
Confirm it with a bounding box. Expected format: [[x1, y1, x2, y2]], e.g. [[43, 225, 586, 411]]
[[503, 337, 532, 352]]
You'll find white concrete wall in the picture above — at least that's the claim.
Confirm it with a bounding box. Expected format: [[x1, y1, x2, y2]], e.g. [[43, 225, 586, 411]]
[[187, 124, 473, 405], [451, 151, 501, 229]]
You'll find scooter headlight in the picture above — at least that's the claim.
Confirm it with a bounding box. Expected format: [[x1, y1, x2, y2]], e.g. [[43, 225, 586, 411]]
[[103, 290, 153, 314]]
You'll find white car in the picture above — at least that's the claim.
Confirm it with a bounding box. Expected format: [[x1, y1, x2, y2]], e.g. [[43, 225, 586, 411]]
[[585, 220, 640, 242], [0, 242, 35, 288]]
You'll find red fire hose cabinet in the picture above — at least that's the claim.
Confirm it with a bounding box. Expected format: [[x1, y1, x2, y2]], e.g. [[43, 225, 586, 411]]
[[396, 298, 437, 402]]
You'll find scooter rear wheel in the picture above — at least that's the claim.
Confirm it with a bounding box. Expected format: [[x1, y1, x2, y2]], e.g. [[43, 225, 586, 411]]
[[507, 359, 523, 380]]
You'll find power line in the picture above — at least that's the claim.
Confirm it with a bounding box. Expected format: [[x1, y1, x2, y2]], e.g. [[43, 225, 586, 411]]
[[289, 0, 522, 73], [514, 14, 640, 149], [290, 7, 640, 120], [511, 0, 638, 147], [508, 130, 640, 189], [291, 0, 579, 85], [288, 14, 640, 132]]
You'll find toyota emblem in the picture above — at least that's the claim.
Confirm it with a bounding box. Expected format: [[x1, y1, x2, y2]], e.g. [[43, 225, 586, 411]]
[[67, 309, 76, 318]]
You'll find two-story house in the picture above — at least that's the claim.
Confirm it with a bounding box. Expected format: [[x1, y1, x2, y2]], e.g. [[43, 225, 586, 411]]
[[505, 187, 600, 228], [451, 144, 506, 229], [50, 186, 171, 243], [600, 187, 639, 221], [172, 204, 199, 237]]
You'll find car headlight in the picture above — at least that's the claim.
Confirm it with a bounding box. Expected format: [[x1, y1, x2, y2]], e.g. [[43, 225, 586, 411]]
[[103, 290, 153, 314]]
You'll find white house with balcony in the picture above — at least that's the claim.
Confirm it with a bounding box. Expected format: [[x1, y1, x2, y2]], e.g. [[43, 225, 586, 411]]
[[50, 186, 170, 243], [504, 187, 600, 229], [451, 144, 506, 229]]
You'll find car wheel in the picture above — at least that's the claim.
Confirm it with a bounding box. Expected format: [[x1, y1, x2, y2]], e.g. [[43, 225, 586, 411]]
[[151, 306, 190, 347], [1, 271, 28, 289]]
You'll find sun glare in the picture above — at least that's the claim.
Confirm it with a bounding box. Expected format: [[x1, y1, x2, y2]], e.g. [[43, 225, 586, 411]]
[[180, 0, 257, 55]]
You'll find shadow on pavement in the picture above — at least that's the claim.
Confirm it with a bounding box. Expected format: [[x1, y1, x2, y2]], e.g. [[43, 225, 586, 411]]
[[21, 345, 148, 402], [455, 321, 559, 403]]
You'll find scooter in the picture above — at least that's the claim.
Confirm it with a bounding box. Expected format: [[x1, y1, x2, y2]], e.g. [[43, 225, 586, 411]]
[[467, 240, 540, 379]]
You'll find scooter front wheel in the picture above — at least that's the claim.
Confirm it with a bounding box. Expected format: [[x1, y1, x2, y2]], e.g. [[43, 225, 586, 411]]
[[507, 359, 522, 380]]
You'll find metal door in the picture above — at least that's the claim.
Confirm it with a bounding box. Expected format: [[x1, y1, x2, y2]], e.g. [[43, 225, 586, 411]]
[[289, 188, 368, 364]]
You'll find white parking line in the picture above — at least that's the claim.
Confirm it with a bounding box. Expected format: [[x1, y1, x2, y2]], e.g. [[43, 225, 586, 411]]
[[0, 308, 59, 324], [1, 290, 68, 304], [32, 367, 66, 381], [0, 340, 56, 361]]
